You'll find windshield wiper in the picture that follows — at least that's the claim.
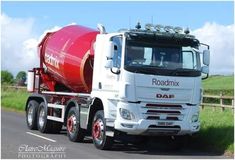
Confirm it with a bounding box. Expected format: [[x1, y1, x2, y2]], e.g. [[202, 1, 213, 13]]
[[170, 68, 196, 76], [134, 67, 156, 74]]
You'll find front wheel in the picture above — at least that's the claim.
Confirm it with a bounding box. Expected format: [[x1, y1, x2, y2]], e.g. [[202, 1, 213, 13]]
[[92, 110, 113, 150], [66, 107, 85, 142]]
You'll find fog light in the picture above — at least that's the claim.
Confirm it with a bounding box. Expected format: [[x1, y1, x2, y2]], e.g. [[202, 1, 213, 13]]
[[119, 108, 135, 120], [121, 123, 134, 128], [191, 114, 199, 123]]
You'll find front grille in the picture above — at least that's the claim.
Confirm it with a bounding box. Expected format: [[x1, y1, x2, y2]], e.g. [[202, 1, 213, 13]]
[[146, 110, 181, 114], [148, 125, 181, 129], [144, 125, 181, 135], [146, 116, 179, 120], [142, 104, 184, 121], [146, 104, 182, 109]]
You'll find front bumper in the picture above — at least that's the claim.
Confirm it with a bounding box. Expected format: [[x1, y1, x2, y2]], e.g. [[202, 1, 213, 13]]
[[115, 119, 200, 135], [114, 102, 200, 135]]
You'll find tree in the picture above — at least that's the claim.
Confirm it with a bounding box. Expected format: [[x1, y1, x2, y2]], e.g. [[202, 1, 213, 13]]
[[1, 70, 14, 84], [16, 71, 27, 86]]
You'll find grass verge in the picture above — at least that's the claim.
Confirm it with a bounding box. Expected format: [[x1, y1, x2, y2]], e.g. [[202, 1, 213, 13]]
[[190, 107, 234, 155], [1, 86, 29, 111]]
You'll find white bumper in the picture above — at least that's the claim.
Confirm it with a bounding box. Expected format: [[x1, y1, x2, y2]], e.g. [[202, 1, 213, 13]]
[[114, 102, 200, 135]]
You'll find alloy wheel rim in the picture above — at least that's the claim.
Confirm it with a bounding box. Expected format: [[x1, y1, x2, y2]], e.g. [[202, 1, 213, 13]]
[[92, 118, 104, 145], [39, 107, 45, 128], [67, 114, 77, 134], [27, 105, 33, 126]]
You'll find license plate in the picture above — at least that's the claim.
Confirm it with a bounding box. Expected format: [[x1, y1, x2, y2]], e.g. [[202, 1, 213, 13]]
[[157, 122, 173, 126]]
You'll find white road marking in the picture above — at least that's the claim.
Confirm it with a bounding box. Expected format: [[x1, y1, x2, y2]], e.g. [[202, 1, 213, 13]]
[[26, 132, 56, 143]]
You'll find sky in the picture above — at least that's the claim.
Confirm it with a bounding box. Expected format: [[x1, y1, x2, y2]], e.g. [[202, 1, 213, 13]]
[[1, 1, 234, 76]]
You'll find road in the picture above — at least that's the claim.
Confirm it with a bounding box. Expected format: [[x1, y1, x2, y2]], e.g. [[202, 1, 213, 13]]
[[1, 109, 229, 159]]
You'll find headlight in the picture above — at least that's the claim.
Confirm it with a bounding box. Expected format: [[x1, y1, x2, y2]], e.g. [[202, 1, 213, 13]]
[[191, 114, 199, 123], [119, 108, 135, 120]]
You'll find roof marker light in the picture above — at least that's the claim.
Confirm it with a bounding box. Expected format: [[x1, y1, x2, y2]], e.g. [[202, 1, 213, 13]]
[[174, 27, 183, 33], [184, 27, 190, 34], [145, 23, 154, 31], [155, 24, 164, 32], [164, 26, 174, 32]]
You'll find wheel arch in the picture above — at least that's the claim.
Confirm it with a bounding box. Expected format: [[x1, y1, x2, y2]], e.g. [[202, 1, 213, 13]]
[[25, 94, 47, 111], [87, 97, 104, 134], [64, 98, 80, 126]]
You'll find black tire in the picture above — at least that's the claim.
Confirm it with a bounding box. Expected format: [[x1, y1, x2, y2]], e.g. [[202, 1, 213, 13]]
[[66, 107, 85, 142], [37, 102, 63, 133], [92, 110, 113, 150], [26, 100, 39, 130], [37, 102, 52, 133]]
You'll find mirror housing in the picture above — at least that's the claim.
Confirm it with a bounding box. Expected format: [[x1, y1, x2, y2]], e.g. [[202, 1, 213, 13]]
[[201, 66, 209, 74], [203, 50, 210, 66], [105, 41, 114, 59]]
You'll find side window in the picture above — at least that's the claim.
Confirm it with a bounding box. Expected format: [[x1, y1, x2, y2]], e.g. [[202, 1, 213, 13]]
[[182, 51, 194, 69], [112, 36, 122, 68]]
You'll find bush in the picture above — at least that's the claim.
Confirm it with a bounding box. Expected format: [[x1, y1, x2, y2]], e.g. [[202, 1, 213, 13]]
[[16, 71, 27, 86], [1, 70, 14, 84]]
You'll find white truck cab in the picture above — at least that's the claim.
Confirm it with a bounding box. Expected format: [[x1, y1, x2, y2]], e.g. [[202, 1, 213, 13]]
[[92, 23, 210, 136]]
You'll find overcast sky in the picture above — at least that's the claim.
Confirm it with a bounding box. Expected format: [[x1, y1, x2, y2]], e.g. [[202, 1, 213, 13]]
[[1, 1, 234, 76]]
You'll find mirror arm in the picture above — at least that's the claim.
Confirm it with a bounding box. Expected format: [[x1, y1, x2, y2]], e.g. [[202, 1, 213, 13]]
[[202, 73, 209, 80], [200, 43, 210, 50], [110, 68, 120, 75]]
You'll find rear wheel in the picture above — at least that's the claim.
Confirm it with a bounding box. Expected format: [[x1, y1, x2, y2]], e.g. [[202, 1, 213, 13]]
[[37, 102, 62, 133], [66, 107, 85, 142], [92, 110, 113, 150], [26, 100, 39, 130]]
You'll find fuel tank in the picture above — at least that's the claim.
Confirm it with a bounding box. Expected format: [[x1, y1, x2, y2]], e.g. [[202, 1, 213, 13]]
[[39, 25, 99, 93]]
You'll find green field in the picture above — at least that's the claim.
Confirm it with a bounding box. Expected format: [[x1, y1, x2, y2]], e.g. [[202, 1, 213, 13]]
[[1, 75, 234, 155], [1, 86, 29, 111], [202, 75, 234, 97], [203, 75, 234, 90]]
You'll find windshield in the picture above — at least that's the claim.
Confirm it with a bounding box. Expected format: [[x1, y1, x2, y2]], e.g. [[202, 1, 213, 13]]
[[124, 40, 201, 77]]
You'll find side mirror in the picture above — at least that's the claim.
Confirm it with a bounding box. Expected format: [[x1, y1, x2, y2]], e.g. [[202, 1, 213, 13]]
[[105, 59, 113, 68], [201, 66, 209, 74], [105, 41, 114, 59], [203, 50, 210, 66]]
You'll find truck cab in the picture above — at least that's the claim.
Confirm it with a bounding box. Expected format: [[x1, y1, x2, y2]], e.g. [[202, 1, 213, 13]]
[[92, 24, 210, 136]]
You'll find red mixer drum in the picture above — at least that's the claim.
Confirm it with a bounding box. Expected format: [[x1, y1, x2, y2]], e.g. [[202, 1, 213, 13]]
[[39, 25, 99, 93]]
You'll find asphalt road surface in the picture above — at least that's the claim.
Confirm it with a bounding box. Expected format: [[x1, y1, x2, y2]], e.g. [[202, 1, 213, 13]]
[[1, 109, 229, 159]]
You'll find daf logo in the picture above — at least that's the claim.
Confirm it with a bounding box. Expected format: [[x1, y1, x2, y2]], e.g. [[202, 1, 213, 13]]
[[156, 94, 175, 99]]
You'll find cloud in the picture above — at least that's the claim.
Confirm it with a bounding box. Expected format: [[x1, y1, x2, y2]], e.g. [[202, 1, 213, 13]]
[[1, 13, 38, 76], [192, 22, 234, 75], [38, 26, 61, 43], [1, 13, 62, 77]]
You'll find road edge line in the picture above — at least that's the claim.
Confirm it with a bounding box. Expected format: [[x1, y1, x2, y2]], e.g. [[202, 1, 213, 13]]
[[26, 132, 56, 143]]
